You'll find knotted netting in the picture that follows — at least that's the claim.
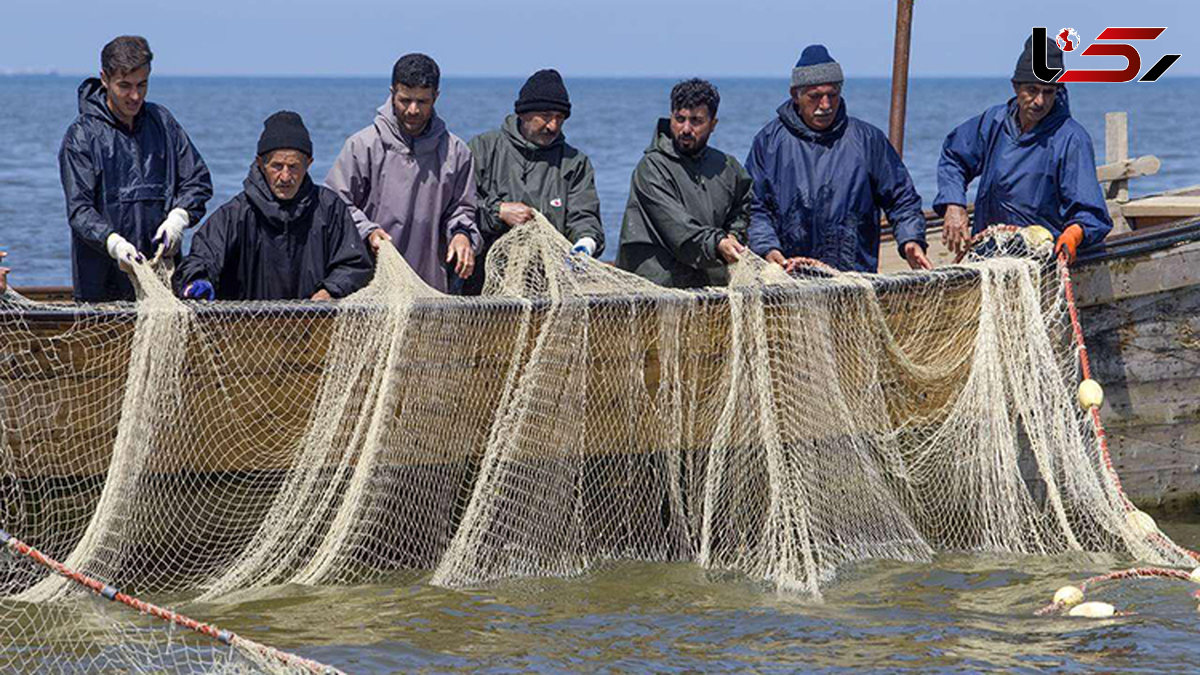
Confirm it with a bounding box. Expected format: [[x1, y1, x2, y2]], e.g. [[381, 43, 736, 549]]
[[0, 216, 1193, 670]]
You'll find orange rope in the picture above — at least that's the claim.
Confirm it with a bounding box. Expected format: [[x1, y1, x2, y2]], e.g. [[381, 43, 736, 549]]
[[1035, 566, 1195, 615], [1032, 243, 1200, 617], [0, 528, 341, 674]]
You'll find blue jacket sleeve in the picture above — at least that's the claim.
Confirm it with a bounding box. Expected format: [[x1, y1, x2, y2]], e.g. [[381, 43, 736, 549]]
[[870, 132, 927, 254], [58, 124, 114, 254], [933, 113, 988, 216], [1057, 130, 1113, 249], [165, 113, 213, 225], [744, 134, 783, 256]]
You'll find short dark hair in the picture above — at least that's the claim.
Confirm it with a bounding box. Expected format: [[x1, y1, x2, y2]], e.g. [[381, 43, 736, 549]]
[[101, 36, 153, 77], [670, 78, 720, 117], [392, 53, 440, 91]]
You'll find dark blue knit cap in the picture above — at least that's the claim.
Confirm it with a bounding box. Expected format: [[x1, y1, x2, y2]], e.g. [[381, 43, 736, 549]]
[[792, 44, 843, 87]]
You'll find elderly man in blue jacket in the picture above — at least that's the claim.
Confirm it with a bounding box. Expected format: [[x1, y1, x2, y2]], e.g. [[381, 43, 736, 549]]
[[746, 45, 929, 273], [935, 36, 1112, 264], [59, 35, 212, 302]]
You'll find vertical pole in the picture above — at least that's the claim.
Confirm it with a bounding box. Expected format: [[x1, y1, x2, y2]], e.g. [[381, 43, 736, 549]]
[[1105, 111, 1130, 232], [888, 0, 915, 157], [1105, 112, 1129, 201]]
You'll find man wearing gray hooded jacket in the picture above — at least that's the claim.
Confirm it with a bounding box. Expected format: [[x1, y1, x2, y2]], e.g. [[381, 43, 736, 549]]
[[325, 53, 479, 293]]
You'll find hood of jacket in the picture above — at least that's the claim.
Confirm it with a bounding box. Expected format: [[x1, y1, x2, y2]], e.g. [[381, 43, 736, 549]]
[[77, 77, 126, 128], [502, 113, 565, 154], [1003, 85, 1072, 145], [243, 162, 318, 229], [776, 97, 849, 143], [373, 97, 447, 155], [646, 117, 715, 163]]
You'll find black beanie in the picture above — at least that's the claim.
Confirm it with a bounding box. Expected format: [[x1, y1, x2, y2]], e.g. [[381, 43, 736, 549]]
[[1012, 35, 1064, 84], [514, 69, 571, 118], [257, 110, 313, 157]]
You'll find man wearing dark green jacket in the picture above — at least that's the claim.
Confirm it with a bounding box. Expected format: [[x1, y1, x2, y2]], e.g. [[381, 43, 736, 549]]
[[616, 79, 750, 288], [463, 69, 603, 294]]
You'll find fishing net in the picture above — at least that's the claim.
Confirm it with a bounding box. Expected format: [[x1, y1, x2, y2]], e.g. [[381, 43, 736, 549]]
[[0, 216, 1193, 671]]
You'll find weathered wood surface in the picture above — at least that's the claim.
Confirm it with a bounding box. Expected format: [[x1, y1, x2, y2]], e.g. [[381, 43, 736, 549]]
[[1076, 239, 1200, 507], [0, 273, 982, 480]]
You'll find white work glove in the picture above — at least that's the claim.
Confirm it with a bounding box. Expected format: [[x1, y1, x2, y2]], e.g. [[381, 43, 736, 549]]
[[152, 208, 190, 255], [571, 237, 597, 257], [106, 233, 144, 268]]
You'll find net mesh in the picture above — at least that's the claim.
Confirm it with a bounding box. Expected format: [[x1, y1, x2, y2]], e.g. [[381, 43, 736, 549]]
[[0, 216, 1193, 670]]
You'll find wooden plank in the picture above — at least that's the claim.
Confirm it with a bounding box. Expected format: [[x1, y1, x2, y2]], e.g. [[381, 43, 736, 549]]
[[1121, 196, 1200, 218], [1096, 155, 1160, 183], [1071, 239, 1200, 307]]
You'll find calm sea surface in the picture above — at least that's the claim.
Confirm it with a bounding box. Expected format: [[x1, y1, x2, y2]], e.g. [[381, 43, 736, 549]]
[[186, 522, 1200, 671], [2, 75, 1200, 285], [3, 76, 1200, 672]]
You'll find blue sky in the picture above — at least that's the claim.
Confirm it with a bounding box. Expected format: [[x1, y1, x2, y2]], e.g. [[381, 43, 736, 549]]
[[0, 0, 1193, 77]]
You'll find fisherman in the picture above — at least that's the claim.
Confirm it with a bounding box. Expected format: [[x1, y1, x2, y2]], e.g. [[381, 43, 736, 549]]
[[463, 68, 604, 294], [176, 112, 373, 301], [325, 53, 479, 293], [58, 35, 213, 302], [934, 36, 1113, 264], [745, 45, 929, 273], [615, 79, 751, 288]]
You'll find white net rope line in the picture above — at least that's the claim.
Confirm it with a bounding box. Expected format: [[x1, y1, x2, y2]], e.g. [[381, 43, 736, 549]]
[[0, 214, 1194, 671]]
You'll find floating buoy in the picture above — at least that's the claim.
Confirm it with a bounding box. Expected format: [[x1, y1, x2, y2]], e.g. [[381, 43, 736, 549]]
[[1190, 568, 1200, 584], [1069, 601, 1116, 618], [1124, 509, 1158, 536], [1021, 225, 1054, 250], [1077, 379, 1104, 410], [1054, 585, 1084, 606]]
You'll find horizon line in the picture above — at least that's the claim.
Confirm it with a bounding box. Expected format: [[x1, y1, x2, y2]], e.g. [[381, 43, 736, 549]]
[[6, 71, 1200, 80]]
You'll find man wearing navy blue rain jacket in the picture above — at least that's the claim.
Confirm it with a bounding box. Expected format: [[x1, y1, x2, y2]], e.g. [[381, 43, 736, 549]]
[[58, 36, 212, 301], [745, 45, 929, 273], [934, 36, 1112, 264]]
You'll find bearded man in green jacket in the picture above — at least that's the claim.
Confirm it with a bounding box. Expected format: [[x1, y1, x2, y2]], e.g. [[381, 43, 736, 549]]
[[616, 78, 749, 288], [463, 69, 604, 294]]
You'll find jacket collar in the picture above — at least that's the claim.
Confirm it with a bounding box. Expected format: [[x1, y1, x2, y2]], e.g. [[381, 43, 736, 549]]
[[78, 77, 142, 131], [374, 97, 447, 154], [647, 117, 712, 164], [776, 97, 848, 143], [502, 113, 564, 154], [1003, 86, 1072, 144], [243, 162, 317, 229]]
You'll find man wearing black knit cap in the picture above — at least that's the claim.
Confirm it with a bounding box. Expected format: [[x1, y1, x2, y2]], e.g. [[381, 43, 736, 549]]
[[935, 35, 1112, 264], [463, 68, 604, 294], [176, 111, 373, 301]]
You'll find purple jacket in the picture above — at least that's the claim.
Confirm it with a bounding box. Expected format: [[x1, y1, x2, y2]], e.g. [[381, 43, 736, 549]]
[[325, 99, 479, 292]]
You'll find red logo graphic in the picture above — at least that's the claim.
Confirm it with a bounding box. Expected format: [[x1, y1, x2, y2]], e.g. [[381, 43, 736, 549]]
[[1032, 26, 1181, 83], [1056, 28, 1081, 52]]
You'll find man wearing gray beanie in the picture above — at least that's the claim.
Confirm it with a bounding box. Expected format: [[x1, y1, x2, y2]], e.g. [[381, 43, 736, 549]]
[[746, 45, 929, 273], [934, 35, 1111, 264]]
